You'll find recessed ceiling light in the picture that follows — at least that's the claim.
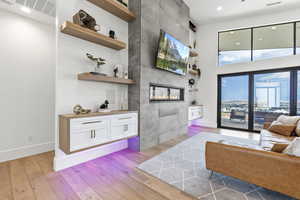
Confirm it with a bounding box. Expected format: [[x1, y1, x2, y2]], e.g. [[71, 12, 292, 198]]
[[230, 31, 235, 34], [266, 1, 282, 7], [235, 42, 241, 46], [271, 26, 277, 30], [21, 6, 31, 14], [217, 6, 223, 11], [258, 38, 263, 41]]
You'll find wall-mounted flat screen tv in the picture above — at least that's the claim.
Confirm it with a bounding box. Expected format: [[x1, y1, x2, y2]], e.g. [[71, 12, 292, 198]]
[[155, 30, 190, 76]]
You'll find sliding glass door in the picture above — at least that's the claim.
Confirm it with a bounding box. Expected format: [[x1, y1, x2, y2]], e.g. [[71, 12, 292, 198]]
[[254, 72, 290, 130], [220, 75, 249, 129], [218, 68, 300, 132]]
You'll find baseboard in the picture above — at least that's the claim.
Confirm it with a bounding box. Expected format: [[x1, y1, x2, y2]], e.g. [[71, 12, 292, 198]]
[[0, 142, 54, 163], [191, 120, 218, 128], [53, 140, 128, 171]]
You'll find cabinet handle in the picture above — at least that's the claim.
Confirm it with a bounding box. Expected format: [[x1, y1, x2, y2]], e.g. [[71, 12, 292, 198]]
[[93, 130, 96, 138], [82, 121, 102, 125], [118, 117, 132, 120], [91, 130, 93, 138]]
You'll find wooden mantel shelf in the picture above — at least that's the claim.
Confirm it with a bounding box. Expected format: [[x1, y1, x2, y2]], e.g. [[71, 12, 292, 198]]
[[87, 0, 136, 22], [60, 21, 126, 50], [78, 73, 136, 85]]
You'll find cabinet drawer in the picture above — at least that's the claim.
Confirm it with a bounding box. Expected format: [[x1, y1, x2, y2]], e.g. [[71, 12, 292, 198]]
[[111, 114, 137, 125], [70, 117, 108, 131], [110, 122, 137, 140]]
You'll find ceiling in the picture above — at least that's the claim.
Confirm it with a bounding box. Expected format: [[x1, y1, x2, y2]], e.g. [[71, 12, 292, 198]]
[[183, 0, 300, 24], [0, 0, 55, 24], [15, 0, 55, 17]]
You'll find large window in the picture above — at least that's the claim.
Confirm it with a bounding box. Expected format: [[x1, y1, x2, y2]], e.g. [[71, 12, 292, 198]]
[[218, 67, 300, 132], [220, 75, 249, 129], [218, 21, 298, 66], [253, 24, 294, 61], [219, 29, 251, 66], [297, 22, 300, 54], [254, 72, 290, 130]]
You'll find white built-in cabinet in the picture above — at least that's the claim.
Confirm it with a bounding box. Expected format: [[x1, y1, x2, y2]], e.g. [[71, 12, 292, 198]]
[[188, 106, 203, 121], [59, 111, 138, 154]]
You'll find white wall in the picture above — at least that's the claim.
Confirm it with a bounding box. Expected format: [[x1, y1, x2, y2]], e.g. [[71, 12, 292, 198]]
[[195, 8, 300, 128], [54, 0, 129, 170], [0, 9, 55, 162]]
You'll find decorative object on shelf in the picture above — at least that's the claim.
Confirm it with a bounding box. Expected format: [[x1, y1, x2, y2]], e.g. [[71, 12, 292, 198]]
[[113, 67, 119, 78], [99, 100, 109, 110], [191, 100, 197, 105], [116, 0, 128, 7], [73, 10, 100, 32], [189, 20, 197, 32], [123, 71, 128, 79], [86, 53, 106, 75], [109, 30, 116, 39], [189, 78, 195, 87], [73, 104, 91, 115], [191, 64, 201, 77], [113, 64, 123, 77], [190, 50, 198, 57]]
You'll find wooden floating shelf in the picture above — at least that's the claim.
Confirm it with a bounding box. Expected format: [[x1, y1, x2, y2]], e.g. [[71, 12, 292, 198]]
[[190, 51, 199, 57], [60, 21, 126, 50], [78, 73, 136, 85], [87, 0, 136, 22], [189, 69, 199, 76]]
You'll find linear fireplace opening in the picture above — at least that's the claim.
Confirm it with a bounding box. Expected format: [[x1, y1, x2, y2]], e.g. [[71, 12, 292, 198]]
[[150, 83, 184, 102]]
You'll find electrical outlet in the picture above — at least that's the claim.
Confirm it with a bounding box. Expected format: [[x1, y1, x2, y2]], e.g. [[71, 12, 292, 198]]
[[28, 136, 33, 142]]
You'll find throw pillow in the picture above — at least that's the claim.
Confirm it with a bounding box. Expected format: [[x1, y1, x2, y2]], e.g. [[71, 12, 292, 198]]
[[283, 138, 300, 157], [295, 120, 300, 137], [271, 143, 289, 153], [277, 115, 300, 125], [268, 121, 296, 137]]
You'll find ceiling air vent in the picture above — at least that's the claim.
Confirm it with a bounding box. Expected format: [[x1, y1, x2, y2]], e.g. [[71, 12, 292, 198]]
[[0, 0, 16, 4], [266, 1, 282, 7]]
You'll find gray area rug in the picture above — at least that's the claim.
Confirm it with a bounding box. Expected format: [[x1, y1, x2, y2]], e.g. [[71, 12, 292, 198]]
[[137, 132, 295, 200]]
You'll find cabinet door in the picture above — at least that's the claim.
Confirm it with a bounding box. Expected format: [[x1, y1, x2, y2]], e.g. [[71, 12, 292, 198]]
[[92, 126, 109, 146], [111, 114, 138, 140], [70, 129, 94, 152]]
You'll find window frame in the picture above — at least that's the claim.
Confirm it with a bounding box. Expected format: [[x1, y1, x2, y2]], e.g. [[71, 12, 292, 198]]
[[217, 66, 300, 133], [218, 21, 299, 66]]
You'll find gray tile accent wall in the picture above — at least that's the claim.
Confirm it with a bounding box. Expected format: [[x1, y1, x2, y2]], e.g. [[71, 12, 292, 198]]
[[129, 0, 191, 151]]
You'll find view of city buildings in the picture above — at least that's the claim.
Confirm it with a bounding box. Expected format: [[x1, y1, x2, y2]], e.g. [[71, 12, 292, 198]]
[[221, 72, 290, 130]]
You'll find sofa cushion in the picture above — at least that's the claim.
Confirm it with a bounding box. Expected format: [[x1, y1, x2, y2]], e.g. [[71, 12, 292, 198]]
[[271, 143, 289, 153], [268, 121, 296, 137], [260, 129, 295, 150], [295, 120, 300, 137], [277, 115, 300, 125], [283, 138, 300, 157]]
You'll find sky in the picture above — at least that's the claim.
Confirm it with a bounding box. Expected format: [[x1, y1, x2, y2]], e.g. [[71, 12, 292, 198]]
[[219, 48, 300, 66], [222, 73, 291, 102]]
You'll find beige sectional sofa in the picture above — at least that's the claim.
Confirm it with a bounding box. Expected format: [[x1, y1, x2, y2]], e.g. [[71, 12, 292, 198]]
[[205, 117, 300, 199]]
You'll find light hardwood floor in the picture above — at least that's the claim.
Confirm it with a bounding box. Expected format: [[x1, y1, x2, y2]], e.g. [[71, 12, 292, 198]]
[[0, 127, 260, 200]]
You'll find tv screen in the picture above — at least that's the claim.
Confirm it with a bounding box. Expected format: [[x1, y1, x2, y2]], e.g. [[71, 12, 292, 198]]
[[155, 30, 190, 75]]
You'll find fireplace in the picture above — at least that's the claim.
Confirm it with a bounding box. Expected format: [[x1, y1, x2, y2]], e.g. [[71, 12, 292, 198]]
[[150, 83, 184, 102]]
